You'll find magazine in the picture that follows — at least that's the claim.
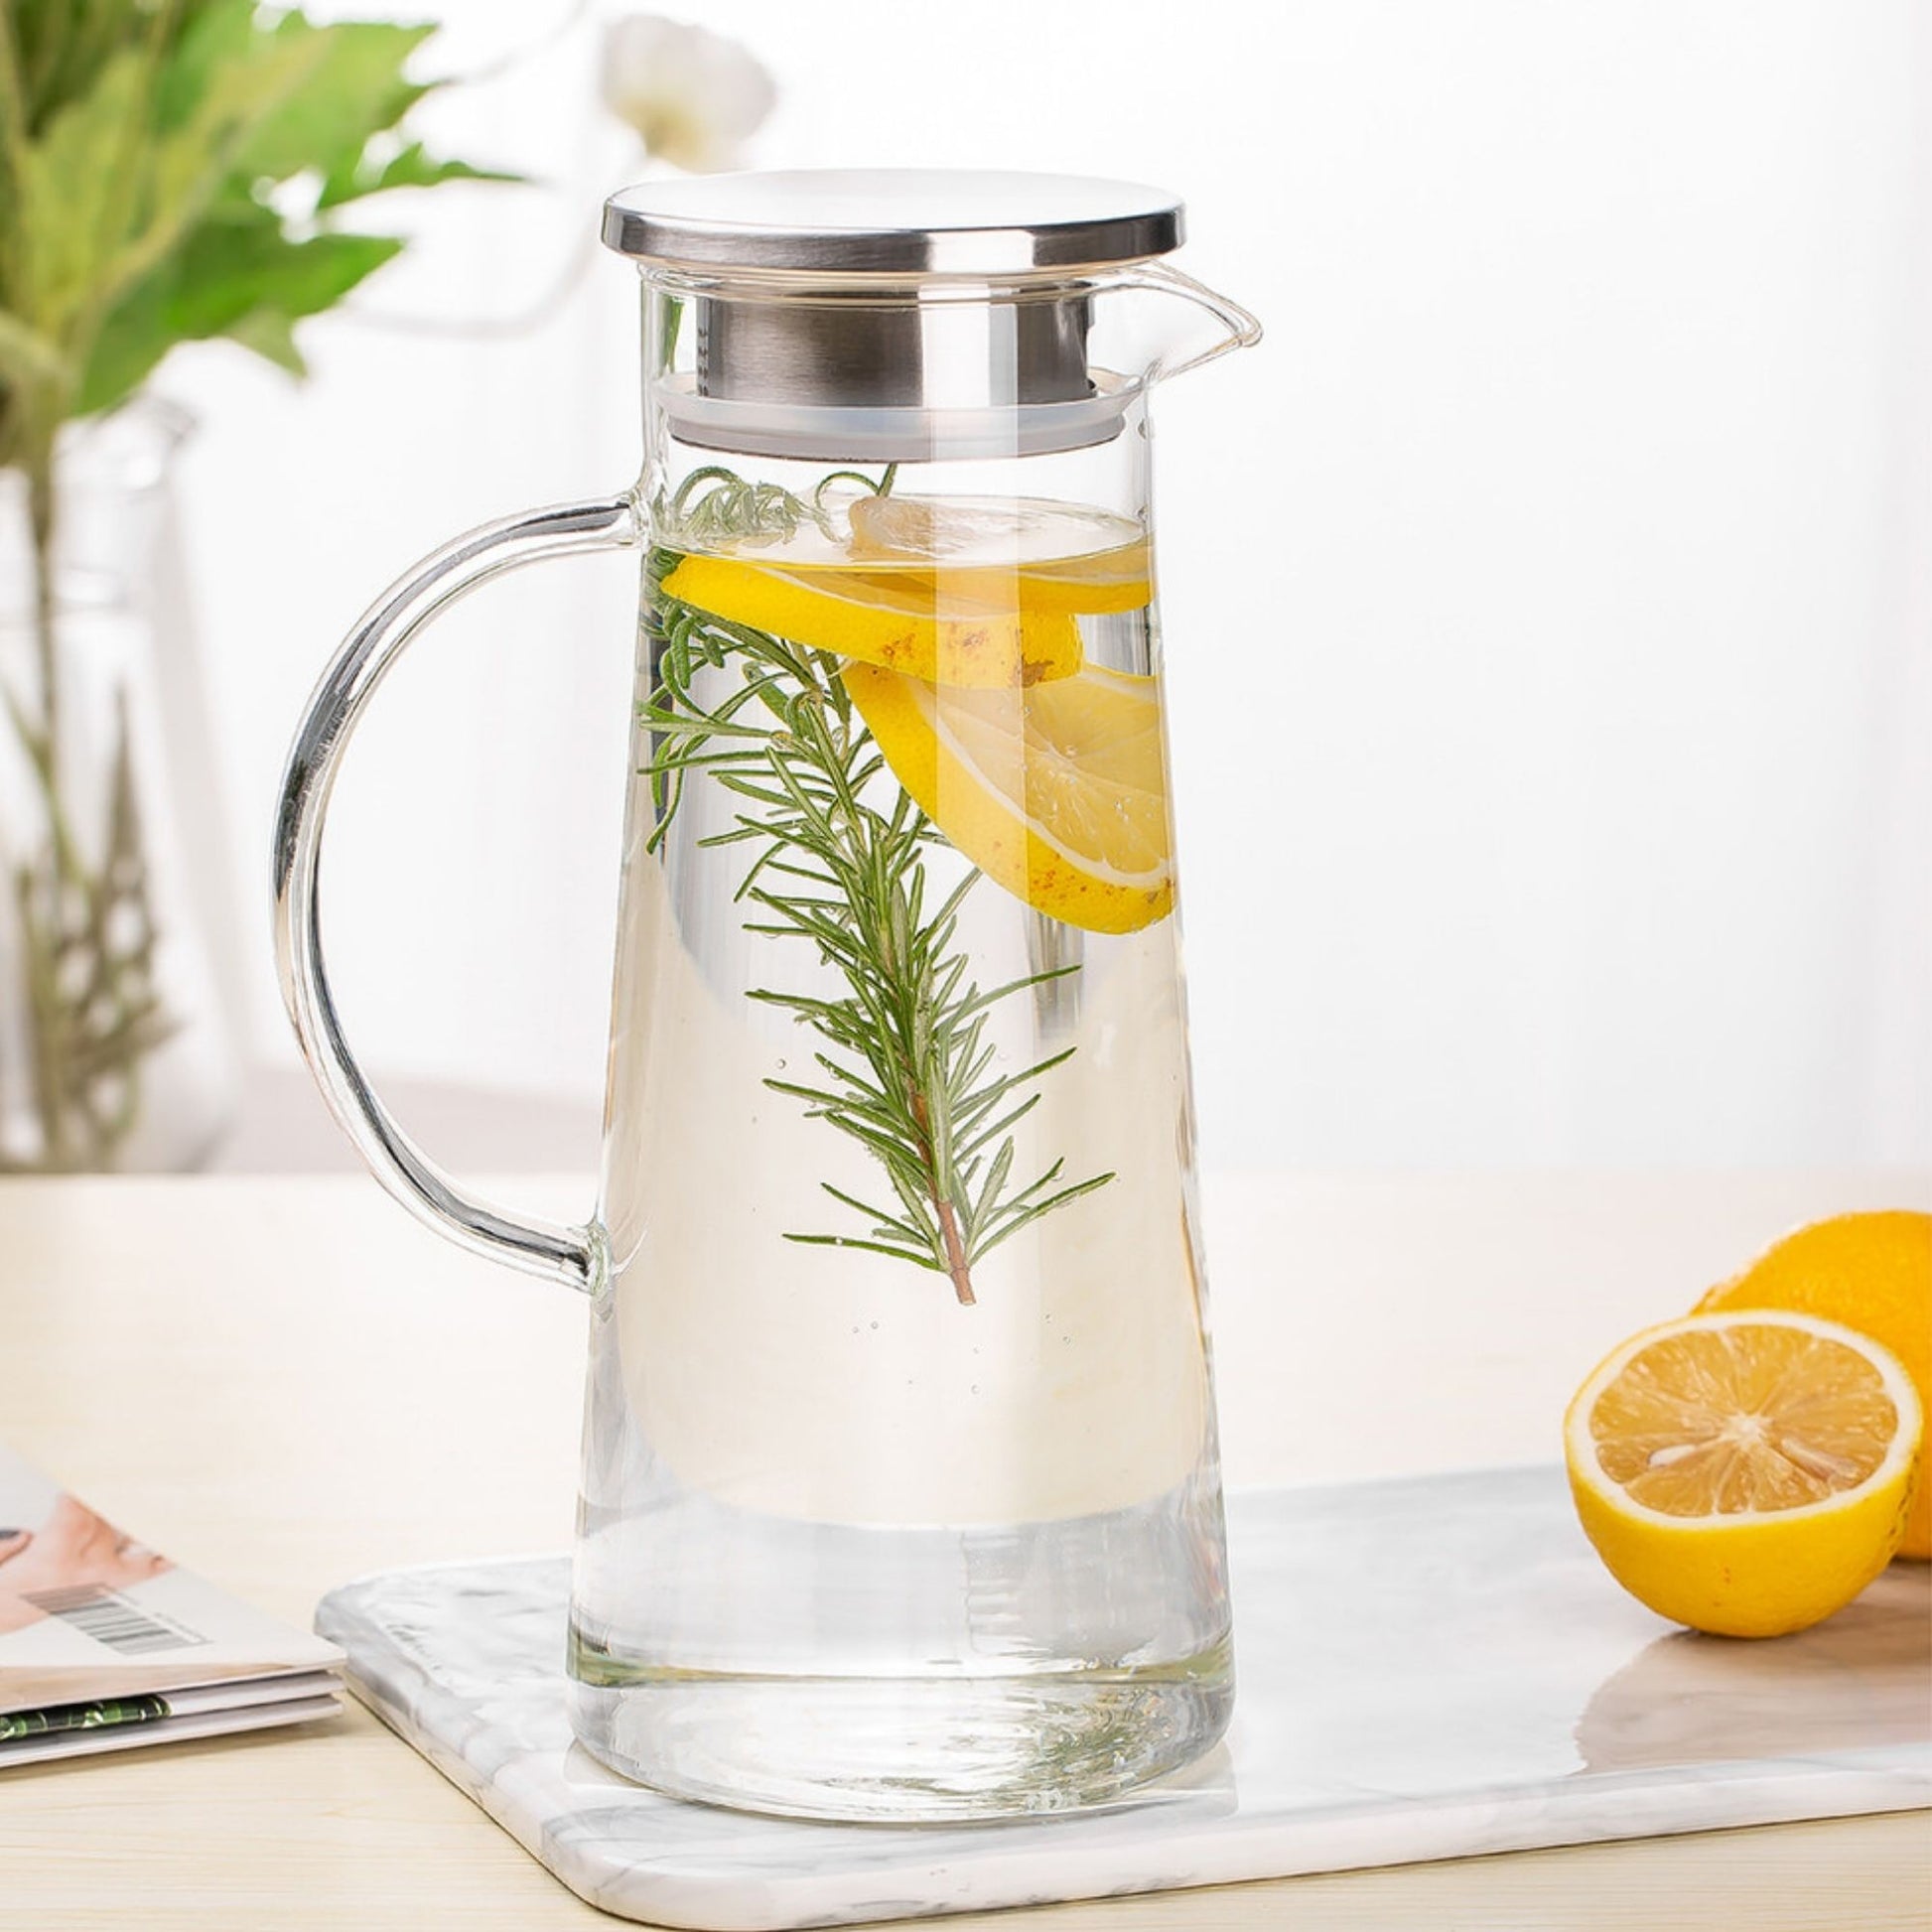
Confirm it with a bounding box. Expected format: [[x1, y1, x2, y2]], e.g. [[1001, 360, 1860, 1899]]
[[0, 1443, 343, 1767]]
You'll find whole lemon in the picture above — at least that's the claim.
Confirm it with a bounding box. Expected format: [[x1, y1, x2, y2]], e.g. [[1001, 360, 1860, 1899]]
[[1696, 1210, 1931, 1558]]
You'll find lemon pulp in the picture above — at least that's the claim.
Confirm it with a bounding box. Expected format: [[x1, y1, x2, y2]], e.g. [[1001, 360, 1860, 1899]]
[[1587, 1318, 1899, 1514]]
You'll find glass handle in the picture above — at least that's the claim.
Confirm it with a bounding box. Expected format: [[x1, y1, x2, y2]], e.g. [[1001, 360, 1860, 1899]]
[[272, 494, 642, 1294]]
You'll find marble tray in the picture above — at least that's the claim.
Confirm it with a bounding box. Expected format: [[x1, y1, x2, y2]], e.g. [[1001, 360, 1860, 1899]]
[[315, 1467, 1930, 1932]]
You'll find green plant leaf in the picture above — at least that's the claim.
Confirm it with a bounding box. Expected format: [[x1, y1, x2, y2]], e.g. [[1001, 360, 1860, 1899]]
[[12, 47, 148, 337], [229, 17, 436, 186], [316, 138, 521, 209], [151, 0, 258, 134], [220, 304, 306, 376], [78, 219, 401, 415], [7, 0, 159, 134], [179, 219, 404, 335], [106, 28, 330, 318]]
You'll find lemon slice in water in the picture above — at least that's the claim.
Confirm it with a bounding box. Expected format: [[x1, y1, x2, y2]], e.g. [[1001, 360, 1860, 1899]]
[[661, 553, 1083, 688], [844, 661, 1173, 935]]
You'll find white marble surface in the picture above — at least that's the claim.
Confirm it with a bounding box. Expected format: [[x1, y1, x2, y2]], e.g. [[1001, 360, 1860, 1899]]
[[315, 1467, 1931, 1932]]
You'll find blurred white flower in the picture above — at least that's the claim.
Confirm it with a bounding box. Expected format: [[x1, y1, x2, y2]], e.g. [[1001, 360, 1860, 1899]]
[[601, 15, 775, 173]]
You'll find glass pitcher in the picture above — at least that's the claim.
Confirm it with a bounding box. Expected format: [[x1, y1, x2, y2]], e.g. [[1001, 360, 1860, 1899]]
[[274, 171, 1260, 1822]]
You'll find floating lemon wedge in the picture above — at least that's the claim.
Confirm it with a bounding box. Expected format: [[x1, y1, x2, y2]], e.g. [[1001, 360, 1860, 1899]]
[[843, 661, 1173, 935], [1009, 547, 1157, 617], [661, 554, 1083, 689], [1565, 1311, 1922, 1637]]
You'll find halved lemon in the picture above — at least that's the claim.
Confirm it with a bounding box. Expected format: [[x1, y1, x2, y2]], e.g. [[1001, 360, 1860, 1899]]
[[661, 553, 1083, 689], [1565, 1311, 1922, 1637], [843, 661, 1173, 935]]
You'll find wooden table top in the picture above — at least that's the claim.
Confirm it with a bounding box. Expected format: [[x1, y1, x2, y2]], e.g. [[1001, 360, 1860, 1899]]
[[2, 1169, 1926, 1930]]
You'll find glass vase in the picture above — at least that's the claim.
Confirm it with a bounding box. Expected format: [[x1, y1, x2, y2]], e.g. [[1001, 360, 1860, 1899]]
[[0, 400, 239, 1172]]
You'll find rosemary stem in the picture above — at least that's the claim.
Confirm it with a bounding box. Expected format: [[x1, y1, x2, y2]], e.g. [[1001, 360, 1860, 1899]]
[[936, 1199, 976, 1306], [910, 1086, 976, 1304]]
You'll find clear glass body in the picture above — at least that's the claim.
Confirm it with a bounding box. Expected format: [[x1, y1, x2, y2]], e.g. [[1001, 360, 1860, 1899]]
[[568, 274, 1234, 1819]]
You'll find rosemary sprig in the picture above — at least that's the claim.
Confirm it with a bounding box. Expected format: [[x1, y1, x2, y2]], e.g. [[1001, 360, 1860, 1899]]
[[639, 471, 1111, 1305], [648, 462, 896, 550]]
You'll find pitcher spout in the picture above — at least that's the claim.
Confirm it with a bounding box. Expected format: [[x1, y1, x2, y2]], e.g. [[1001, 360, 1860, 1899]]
[[1100, 261, 1263, 393]]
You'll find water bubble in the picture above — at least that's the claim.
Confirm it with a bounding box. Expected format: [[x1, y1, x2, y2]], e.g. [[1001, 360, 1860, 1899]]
[[869, 1320, 879, 1330]]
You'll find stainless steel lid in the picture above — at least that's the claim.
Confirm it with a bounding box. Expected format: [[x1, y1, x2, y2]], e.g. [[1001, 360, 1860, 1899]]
[[601, 168, 1183, 275], [603, 170, 1186, 460]]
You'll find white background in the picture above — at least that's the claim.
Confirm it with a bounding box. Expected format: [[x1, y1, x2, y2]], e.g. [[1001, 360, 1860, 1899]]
[[160, 0, 1930, 1171]]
